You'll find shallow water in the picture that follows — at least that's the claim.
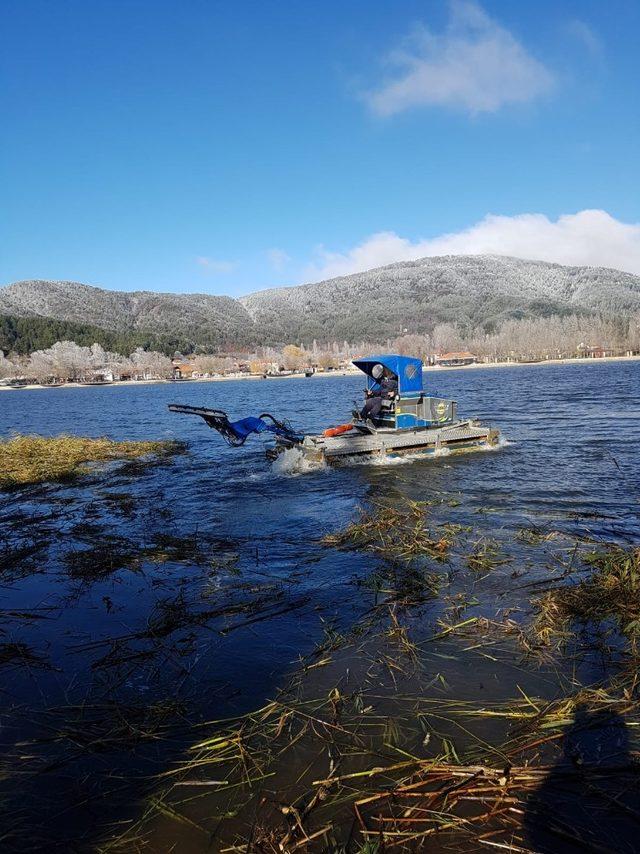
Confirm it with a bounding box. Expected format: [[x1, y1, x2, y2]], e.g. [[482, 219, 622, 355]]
[[0, 361, 639, 850]]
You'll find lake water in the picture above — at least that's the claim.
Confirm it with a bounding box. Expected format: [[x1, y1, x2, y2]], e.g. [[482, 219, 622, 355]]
[[1, 361, 639, 851]]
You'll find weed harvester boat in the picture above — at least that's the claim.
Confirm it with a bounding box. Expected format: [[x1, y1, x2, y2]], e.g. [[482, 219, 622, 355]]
[[168, 354, 500, 465]]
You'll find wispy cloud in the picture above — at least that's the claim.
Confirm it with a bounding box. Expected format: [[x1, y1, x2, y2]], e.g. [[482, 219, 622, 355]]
[[196, 256, 238, 274], [305, 211, 640, 280], [266, 248, 291, 271], [365, 0, 554, 116], [566, 19, 603, 60]]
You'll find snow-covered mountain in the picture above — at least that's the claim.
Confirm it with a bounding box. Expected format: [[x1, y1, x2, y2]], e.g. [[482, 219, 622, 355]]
[[2, 255, 639, 347]]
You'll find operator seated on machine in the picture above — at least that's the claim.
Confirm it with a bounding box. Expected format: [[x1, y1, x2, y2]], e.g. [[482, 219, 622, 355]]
[[358, 363, 398, 423]]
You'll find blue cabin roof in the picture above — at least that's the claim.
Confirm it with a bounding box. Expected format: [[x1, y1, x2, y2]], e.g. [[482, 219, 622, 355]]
[[352, 354, 423, 395]]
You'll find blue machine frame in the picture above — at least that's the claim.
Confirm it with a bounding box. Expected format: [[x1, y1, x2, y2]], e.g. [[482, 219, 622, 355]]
[[352, 354, 423, 396], [352, 354, 456, 430]]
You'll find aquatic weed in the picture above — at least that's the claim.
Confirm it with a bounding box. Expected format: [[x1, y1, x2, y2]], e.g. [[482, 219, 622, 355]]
[[322, 501, 454, 563], [0, 434, 185, 489], [466, 537, 511, 574], [532, 545, 640, 647]]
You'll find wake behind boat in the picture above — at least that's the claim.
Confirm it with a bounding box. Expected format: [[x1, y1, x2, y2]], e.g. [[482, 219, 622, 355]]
[[168, 354, 500, 465]]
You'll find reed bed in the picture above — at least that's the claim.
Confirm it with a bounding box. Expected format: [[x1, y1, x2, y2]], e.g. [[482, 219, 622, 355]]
[[0, 433, 185, 488]]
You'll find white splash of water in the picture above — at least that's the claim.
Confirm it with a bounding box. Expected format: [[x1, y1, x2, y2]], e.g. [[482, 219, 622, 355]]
[[343, 446, 450, 467], [271, 446, 327, 476], [343, 436, 513, 466], [246, 470, 271, 482], [270, 435, 511, 474], [433, 445, 451, 458], [478, 435, 514, 452]]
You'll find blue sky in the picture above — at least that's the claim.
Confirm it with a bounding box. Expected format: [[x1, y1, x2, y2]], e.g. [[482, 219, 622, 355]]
[[1, 0, 639, 294]]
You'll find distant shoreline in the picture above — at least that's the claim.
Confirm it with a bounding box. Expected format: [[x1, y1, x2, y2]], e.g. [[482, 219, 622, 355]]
[[1, 353, 638, 391]]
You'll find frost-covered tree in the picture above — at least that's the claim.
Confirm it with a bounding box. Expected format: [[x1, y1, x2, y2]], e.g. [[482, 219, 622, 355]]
[[53, 341, 92, 379], [27, 348, 55, 380], [89, 343, 107, 368], [391, 334, 432, 359], [432, 323, 463, 353], [129, 348, 173, 378], [282, 344, 305, 370], [0, 352, 18, 379], [26, 341, 92, 380]]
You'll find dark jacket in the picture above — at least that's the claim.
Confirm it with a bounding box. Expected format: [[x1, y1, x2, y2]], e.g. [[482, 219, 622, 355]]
[[371, 376, 398, 397]]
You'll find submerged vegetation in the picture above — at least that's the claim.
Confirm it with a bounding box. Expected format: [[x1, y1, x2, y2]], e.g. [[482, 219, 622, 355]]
[[0, 433, 185, 488], [533, 545, 640, 647], [89, 503, 640, 852], [322, 501, 453, 563], [2, 461, 639, 853]]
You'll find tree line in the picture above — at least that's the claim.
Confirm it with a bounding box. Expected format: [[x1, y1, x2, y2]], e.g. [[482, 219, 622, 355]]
[[387, 314, 640, 361], [0, 342, 174, 381], [0, 314, 189, 356], [1, 312, 639, 383]]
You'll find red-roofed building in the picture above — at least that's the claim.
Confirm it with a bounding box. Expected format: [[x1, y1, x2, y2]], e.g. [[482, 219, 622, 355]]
[[435, 352, 478, 367]]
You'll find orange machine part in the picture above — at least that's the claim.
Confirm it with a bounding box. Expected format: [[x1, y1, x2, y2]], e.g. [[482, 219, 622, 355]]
[[323, 423, 354, 438]]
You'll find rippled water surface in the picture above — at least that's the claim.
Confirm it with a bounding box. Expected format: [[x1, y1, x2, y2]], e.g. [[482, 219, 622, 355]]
[[0, 361, 638, 851]]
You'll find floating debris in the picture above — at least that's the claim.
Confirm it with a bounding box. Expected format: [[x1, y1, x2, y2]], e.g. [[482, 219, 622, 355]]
[[3, 481, 638, 853], [322, 501, 453, 563], [0, 641, 54, 671], [104, 640, 640, 852], [532, 545, 640, 647], [516, 526, 562, 545], [466, 537, 511, 574], [0, 434, 185, 489]]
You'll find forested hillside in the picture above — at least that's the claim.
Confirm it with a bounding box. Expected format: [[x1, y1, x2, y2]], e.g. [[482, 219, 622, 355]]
[[240, 255, 640, 342], [0, 280, 253, 352], [0, 315, 180, 356], [2, 255, 640, 353]]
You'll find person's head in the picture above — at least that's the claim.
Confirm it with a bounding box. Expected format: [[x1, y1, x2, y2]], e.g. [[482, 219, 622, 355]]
[[371, 364, 384, 380]]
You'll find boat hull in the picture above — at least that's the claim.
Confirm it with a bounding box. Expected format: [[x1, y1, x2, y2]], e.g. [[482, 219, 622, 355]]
[[268, 419, 499, 464]]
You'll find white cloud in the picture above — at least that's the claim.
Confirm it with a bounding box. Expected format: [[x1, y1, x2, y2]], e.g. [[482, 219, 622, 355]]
[[366, 0, 554, 116], [266, 248, 291, 271], [305, 211, 640, 280], [196, 256, 238, 274]]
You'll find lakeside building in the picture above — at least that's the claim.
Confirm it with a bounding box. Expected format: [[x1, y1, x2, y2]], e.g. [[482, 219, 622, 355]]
[[577, 343, 617, 359], [172, 362, 196, 380], [434, 352, 478, 367]]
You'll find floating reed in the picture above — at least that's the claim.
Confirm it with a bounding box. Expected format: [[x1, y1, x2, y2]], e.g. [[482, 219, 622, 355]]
[[322, 501, 453, 562], [466, 538, 511, 574], [532, 545, 640, 647], [0, 434, 185, 488], [103, 674, 640, 852]]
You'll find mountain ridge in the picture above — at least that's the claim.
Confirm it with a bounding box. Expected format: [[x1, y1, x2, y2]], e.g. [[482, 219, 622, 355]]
[[2, 254, 639, 350]]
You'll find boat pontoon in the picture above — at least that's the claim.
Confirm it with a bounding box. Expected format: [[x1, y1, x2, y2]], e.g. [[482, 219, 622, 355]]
[[168, 354, 499, 465]]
